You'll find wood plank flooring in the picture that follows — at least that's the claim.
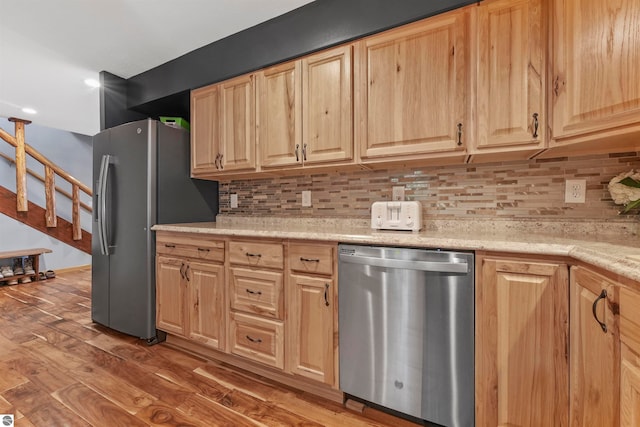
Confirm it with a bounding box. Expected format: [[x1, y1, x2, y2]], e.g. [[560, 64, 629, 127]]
[[0, 268, 418, 426]]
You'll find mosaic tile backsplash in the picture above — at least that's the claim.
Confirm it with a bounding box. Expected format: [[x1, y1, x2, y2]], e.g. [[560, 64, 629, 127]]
[[218, 152, 640, 222]]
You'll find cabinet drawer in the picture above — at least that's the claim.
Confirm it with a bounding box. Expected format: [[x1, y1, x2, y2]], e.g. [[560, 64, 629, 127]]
[[229, 312, 284, 369], [156, 232, 224, 262], [229, 241, 283, 269], [230, 267, 283, 319], [289, 243, 334, 276], [620, 287, 640, 355]]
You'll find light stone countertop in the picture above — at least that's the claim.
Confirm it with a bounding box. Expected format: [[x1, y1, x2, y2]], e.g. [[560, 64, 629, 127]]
[[152, 217, 640, 284]]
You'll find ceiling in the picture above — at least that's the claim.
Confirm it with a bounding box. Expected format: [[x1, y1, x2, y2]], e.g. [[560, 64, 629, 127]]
[[0, 0, 315, 136]]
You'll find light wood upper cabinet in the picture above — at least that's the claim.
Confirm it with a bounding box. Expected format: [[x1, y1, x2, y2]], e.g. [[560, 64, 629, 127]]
[[476, 255, 569, 427], [470, 0, 546, 161], [356, 8, 470, 163], [219, 74, 256, 172], [258, 45, 353, 169], [302, 45, 353, 165], [257, 61, 302, 168], [190, 85, 220, 176], [569, 266, 619, 427], [550, 0, 640, 152]]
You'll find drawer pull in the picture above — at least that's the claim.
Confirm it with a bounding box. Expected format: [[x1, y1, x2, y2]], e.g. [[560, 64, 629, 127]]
[[245, 252, 262, 258], [164, 244, 176, 248], [246, 335, 262, 344], [300, 257, 320, 263], [245, 289, 262, 296], [197, 248, 210, 252]]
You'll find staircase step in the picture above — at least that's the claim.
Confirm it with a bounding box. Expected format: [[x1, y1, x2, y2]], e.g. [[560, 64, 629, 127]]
[[0, 186, 91, 254]]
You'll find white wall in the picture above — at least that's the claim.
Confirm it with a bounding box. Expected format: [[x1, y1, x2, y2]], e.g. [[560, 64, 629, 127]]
[[0, 117, 92, 270]]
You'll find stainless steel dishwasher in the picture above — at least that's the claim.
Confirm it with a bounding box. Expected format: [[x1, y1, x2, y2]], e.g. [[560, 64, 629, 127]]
[[338, 244, 474, 427]]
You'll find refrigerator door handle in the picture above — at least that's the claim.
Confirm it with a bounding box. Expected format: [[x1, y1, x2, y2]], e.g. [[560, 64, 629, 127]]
[[97, 154, 111, 255]]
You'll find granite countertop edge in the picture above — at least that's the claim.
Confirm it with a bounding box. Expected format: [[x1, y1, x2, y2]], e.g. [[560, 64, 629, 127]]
[[151, 222, 640, 283]]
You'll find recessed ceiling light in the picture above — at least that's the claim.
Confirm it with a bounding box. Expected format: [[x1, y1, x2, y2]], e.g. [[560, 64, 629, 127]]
[[84, 78, 101, 88], [22, 107, 37, 115]]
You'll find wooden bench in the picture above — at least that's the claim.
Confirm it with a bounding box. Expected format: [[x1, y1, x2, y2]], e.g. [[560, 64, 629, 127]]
[[0, 248, 52, 283]]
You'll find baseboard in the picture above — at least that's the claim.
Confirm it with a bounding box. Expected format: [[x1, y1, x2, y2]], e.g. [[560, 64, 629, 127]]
[[53, 264, 91, 274]]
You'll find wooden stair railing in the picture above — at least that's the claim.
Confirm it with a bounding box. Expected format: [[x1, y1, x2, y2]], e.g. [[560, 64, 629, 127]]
[[0, 117, 92, 242]]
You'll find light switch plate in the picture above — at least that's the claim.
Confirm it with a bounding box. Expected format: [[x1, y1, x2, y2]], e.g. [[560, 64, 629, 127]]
[[230, 194, 238, 208], [392, 186, 405, 201], [302, 190, 312, 207]]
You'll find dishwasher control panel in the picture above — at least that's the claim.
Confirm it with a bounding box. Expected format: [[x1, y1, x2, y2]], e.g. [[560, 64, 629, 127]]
[[371, 201, 422, 231]]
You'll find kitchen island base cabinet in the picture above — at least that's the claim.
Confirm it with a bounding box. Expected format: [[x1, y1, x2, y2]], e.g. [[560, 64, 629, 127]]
[[476, 254, 569, 427]]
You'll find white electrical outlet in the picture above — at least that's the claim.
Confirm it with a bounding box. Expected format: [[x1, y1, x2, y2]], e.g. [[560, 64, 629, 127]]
[[230, 194, 238, 208], [392, 186, 405, 201], [565, 179, 586, 203], [302, 190, 312, 207]]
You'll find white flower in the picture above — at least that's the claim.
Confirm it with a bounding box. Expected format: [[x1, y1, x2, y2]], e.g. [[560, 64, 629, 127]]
[[608, 170, 640, 211]]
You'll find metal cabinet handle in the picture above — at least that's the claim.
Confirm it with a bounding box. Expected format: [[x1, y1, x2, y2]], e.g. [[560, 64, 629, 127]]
[[164, 244, 176, 248], [214, 153, 220, 170], [532, 113, 539, 138], [245, 252, 262, 258], [300, 257, 320, 263], [324, 283, 330, 307], [179, 263, 185, 280], [184, 265, 190, 282], [246, 335, 262, 344], [295, 144, 300, 162], [302, 143, 307, 161], [457, 123, 463, 146], [246, 289, 262, 295], [592, 289, 608, 333], [197, 248, 210, 252], [219, 154, 224, 170]]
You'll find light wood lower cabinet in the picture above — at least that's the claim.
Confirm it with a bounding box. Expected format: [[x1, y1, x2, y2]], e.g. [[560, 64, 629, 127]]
[[229, 311, 284, 369], [476, 254, 569, 427], [287, 243, 337, 387], [289, 274, 335, 385], [156, 256, 186, 336], [620, 287, 640, 427], [155, 232, 226, 351], [569, 266, 619, 427]]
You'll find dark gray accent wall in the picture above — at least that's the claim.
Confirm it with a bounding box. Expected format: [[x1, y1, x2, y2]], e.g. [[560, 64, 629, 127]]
[[101, 0, 476, 127], [99, 71, 147, 131]]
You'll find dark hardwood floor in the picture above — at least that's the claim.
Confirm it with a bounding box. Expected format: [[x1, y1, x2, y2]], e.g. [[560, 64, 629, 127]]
[[0, 268, 417, 426]]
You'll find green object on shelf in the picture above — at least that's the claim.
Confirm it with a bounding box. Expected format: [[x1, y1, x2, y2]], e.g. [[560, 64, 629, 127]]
[[160, 116, 190, 131]]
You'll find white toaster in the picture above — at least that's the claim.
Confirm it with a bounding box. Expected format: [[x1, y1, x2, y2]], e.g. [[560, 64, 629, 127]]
[[371, 201, 422, 231]]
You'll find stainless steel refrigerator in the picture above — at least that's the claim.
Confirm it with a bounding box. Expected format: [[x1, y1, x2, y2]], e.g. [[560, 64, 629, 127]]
[[91, 119, 218, 342]]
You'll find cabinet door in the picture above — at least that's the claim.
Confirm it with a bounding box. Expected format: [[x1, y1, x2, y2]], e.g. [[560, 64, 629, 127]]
[[569, 266, 619, 426], [288, 275, 335, 386], [356, 9, 469, 160], [187, 261, 225, 350], [474, 0, 545, 155], [476, 256, 568, 427], [552, 0, 640, 142], [302, 45, 353, 165], [257, 61, 302, 168], [190, 85, 220, 176], [621, 345, 640, 427], [156, 256, 186, 336], [219, 74, 256, 171]]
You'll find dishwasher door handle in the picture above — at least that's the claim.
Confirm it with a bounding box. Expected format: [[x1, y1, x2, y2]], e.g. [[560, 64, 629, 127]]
[[339, 254, 468, 273]]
